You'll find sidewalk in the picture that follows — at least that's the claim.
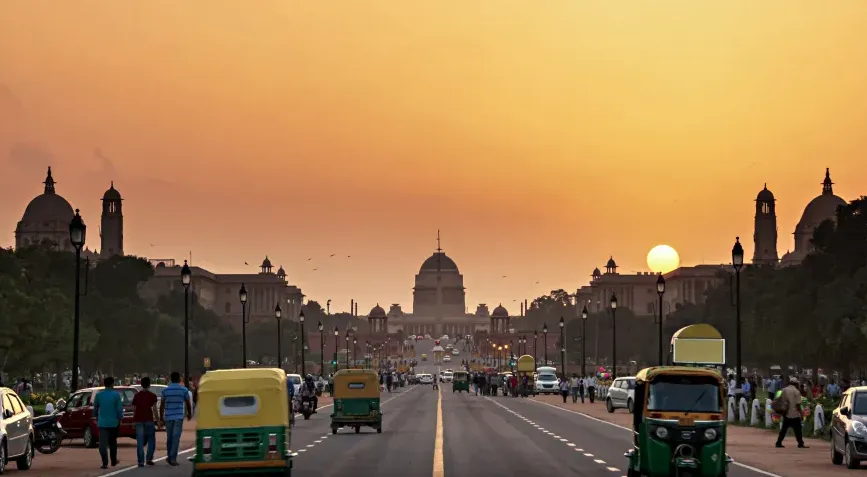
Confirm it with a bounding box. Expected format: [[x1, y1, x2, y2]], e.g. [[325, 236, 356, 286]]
[[29, 419, 198, 477], [532, 395, 847, 477]]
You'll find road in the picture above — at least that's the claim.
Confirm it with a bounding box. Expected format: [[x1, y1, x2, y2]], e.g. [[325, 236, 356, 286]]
[[105, 384, 787, 477]]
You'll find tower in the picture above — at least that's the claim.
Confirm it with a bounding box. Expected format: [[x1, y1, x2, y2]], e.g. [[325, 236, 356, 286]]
[[100, 182, 124, 257], [752, 184, 778, 265]]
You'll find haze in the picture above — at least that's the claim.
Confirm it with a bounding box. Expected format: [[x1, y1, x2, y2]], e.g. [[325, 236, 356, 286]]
[[2, 1, 867, 311]]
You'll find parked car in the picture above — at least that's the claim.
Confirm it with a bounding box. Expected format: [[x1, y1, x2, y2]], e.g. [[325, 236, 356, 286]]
[[831, 386, 867, 468], [0, 387, 34, 472], [606, 377, 637, 413], [58, 386, 138, 448]]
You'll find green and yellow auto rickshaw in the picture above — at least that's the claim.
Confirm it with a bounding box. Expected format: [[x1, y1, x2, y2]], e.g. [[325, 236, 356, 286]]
[[192, 368, 292, 476], [452, 370, 470, 393], [330, 369, 382, 434]]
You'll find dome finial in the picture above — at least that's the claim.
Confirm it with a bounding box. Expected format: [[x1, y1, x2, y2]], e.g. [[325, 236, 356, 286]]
[[44, 167, 56, 194], [822, 167, 834, 195]]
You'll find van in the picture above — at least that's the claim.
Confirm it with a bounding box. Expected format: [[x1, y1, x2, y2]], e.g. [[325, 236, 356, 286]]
[[535, 367, 559, 394]]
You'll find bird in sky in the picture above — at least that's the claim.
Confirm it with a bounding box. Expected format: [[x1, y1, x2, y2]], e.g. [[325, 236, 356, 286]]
[[244, 262, 249, 265], [313, 268, 318, 271], [307, 258, 312, 261], [535, 281, 540, 284], [347, 255, 351, 258], [502, 275, 507, 278], [329, 254, 336, 257]]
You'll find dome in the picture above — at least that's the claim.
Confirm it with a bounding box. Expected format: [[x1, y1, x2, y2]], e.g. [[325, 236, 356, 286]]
[[592, 267, 601, 277], [261, 256, 273, 268], [277, 265, 286, 277], [102, 182, 121, 200], [20, 167, 74, 224], [419, 252, 459, 273], [491, 304, 509, 318], [369, 304, 387, 318], [606, 257, 617, 268], [795, 168, 846, 233], [756, 184, 775, 202]]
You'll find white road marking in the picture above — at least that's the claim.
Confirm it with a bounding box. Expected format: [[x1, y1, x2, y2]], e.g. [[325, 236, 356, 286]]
[[594, 459, 606, 464], [559, 438, 568, 442], [567, 443, 576, 447], [584, 453, 594, 457], [606, 467, 620, 472]]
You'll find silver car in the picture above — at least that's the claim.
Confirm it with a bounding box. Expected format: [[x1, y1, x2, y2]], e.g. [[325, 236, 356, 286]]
[[606, 377, 636, 413], [131, 384, 167, 429]]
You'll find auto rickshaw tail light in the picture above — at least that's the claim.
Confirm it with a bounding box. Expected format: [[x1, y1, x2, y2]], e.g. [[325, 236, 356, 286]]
[[268, 433, 278, 453], [202, 436, 212, 455], [650, 413, 663, 418], [709, 414, 721, 421]]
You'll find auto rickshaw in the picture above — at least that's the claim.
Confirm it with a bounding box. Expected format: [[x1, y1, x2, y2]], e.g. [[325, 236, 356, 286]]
[[330, 369, 382, 434], [192, 368, 292, 477], [516, 355, 536, 397], [624, 324, 733, 477], [452, 370, 470, 393]]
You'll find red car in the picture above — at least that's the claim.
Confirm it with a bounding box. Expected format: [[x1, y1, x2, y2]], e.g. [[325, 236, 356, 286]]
[[58, 386, 138, 448]]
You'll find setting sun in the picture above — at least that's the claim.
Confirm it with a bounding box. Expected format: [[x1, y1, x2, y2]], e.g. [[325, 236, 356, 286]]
[[647, 245, 680, 274]]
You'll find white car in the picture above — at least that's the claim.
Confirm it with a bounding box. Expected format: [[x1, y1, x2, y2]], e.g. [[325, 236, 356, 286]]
[[534, 371, 559, 394], [286, 373, 302, 395], [451, 349, 459, 356], [442, 335, 449, 340], [606, 377, 637, 413], [441, 371, 454, 383], [443, 355, 451, 363], [418, 374, 433, 384], [424, 334, 432, 339]]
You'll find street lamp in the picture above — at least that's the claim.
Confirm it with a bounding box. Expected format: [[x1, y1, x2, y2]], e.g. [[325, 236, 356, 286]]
[[497, 346, 503, 370], [581, 306, 588, 378], [732, 236, 744, 390], [345, 331, 350, 369], [610, 293, 618, 379], [275, 304, 283, 370], [353, 338, 358, 367], [542, 323, 548, 365], [69, 209, 86, 391], [559, 316, 565, 377], [533, 331, 538, 364], [299, 310, 306, 377], [181, 261, 191, 386], [318, 322, 324, 376], [239, 284, 248, 368], [333, 326, 339, 372], [656, 273, 666, 366], [366, 341, 371, 369]]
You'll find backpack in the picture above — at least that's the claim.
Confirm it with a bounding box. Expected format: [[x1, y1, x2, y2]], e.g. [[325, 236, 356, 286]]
[[771, 394, 789, 415]]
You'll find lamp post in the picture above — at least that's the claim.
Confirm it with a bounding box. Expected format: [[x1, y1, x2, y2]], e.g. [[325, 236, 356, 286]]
[[497, 346, 503, 370], [581, 306, 588, 378], [345, 331, 350, 369], [239, 284, 248, 368], [69, 209, 86, 392], [533, 331, 538, 364], [559, 316, 565, 377], [507, 342, 513, 371], [543, 323, 548, 365], [656, 273, 666, 366], [181, 261, 191, 385], [333, 326, 339, 372], [299, 310, 306, 376], [366, 341, 371, 369], [732, 236, 744, 389], [610, 293, 618, 379], [275, 304, 283, 369], [318, 322, 324, 375], [353, 338, 358, 368]]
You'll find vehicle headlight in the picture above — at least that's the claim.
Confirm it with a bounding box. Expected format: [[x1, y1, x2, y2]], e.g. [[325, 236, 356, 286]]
[[852, 421, 867, 437], [703, 428, 717, 440], [56, 422, 62, 429], [655, 426, 669, 439]]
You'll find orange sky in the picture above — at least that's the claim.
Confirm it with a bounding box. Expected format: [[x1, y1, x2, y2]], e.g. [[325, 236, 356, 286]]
[[2, 1, 867, 314]]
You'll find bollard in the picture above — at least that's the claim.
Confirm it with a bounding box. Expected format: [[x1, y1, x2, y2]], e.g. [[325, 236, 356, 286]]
[[738, 397, 748, 423], [727, 397, 736, 422], [750, 399, 761, 426], [814, 404, 825, 437], [764, 399, 773, 427]]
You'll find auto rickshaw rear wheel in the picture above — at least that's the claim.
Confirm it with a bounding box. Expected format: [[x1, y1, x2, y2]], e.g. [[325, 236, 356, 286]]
[[331, 428, 337, 435], [355, 426, 360, 433], [377, 427, 382, 434]]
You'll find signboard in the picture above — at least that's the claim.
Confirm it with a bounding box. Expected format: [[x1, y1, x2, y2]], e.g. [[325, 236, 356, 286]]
[[203, 357, 211, 368], [672, 338, 725, 365]]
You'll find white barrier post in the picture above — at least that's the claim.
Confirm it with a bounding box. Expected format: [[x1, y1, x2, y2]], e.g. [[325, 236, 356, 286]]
[[750, 399, 761, 426], [727, 397, 736, 422], [764, 399, 773, 427], [814, 404, 825, 437], [738, 397, 748, 423]]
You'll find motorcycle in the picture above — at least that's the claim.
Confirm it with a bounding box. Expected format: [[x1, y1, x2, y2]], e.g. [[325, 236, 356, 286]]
[[300, 396, 314, 420], [33, 412, 66, 454]]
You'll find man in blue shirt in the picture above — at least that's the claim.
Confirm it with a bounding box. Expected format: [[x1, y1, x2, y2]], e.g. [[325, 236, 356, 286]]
[[160, 372, 192, 466], [93, 376, 123, 469]]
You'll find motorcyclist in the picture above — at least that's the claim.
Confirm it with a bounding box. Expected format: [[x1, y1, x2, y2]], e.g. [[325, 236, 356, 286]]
[[300, 374, 318, 413]]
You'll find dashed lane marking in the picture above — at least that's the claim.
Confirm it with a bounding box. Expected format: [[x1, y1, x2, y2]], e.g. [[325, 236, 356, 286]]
[[433, 385, 444, 477], [606, 467, 620, 472], [594, 459, 606, 464]]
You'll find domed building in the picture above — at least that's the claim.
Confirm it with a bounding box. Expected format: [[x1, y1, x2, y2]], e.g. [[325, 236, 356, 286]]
[[15, 167, 76, 251], [781, 169, 847, 266]]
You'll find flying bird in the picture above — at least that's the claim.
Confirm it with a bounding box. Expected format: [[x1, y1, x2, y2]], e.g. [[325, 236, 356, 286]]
[[535, 281, 540, 284], [244, 262, 249, 265], [347, 255, 351, 258], [329, 254, 335, 257], [502, 275, 507, 278], [312, 268, 318, 271], [307, 258, 312, 261]]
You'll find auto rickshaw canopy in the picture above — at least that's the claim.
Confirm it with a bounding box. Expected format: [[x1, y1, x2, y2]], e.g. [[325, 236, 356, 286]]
[[516, 355, 535, 373], [196, 368, 290, 429], [635, 366, 726, 385], [452, 371, 469, 381], [332, 369, 381, 399]]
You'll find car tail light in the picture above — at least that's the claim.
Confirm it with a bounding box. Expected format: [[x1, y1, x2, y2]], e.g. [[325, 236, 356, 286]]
[[268, 433, 278, 453], [202, 436, 212, 455]]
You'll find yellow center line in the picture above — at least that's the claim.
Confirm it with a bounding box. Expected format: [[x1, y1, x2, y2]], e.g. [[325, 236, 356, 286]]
[[433, 386, 444, 477]]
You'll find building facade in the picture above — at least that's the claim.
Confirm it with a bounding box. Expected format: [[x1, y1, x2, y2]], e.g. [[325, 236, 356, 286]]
[[781, 168, 847, 266]]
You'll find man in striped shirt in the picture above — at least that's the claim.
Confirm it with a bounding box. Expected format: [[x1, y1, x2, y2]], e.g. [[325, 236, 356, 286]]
[[160, 372, 192, 466]]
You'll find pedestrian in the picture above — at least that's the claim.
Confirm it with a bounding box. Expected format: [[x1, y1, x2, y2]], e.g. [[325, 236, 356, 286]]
[[131, 376, 158, 467], [160, 372, 193, 466], [578, 377, 585, 403], [775, 377, 809, 449], [570, 374, 580, 403], [587, 375, 597, 403], [93, 376, 123, 469], [559, 377, 569, 403]]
